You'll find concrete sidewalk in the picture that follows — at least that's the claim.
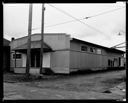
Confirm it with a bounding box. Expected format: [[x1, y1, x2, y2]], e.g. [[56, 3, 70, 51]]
[[3, 83, 124, 100]]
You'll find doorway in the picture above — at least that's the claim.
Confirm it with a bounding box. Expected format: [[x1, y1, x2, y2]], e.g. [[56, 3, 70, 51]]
[[31, 50, 40, 67], [30, 49, 51, 68]]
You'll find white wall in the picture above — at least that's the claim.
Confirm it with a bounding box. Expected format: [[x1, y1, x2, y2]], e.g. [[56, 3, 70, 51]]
[[42, 52, 50, 68], [10, 34, 71, 51], [22, 53, 26, 67], [21, 52, 51, 68], [51, 50, 70, 73]]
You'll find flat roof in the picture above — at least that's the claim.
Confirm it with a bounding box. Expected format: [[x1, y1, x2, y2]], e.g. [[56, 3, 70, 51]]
[[11, 33, 68, 41]]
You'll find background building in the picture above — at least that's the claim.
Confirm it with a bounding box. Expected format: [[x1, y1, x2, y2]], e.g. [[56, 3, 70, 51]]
[[3, 38, 10, 72]]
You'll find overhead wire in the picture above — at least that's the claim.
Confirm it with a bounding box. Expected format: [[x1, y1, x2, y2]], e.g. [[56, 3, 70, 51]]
[[45, 6, 125, 28], [111, 42, 126, 48], [32, 4, 125, 33], [48, 4, 106, 34], [84, 6, 125, 19], [32, 18, 85, 30]]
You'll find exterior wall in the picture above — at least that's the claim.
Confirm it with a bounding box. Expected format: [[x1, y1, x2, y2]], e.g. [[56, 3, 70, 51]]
[[10, 51, 23, 68], [11, 52, 51, 67], [14, 67, 40, 74], [14, 50, 70, 74], [10, 33, 71, 74], [43, 52, 51, 67], [10, 33, 71, 51], [12, 52, 51, 74], [70, 40, 124, 72], [70, 50, 106, 71], [51, 50, 70, 73]]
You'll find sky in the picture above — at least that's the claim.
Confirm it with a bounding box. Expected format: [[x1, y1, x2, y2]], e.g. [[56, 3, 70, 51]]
[[3, 2, 126, 51]]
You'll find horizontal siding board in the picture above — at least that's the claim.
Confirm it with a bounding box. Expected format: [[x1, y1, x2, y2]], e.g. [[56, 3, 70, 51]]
[[51, 50, 70, 73], [70, 50, 120, 70]]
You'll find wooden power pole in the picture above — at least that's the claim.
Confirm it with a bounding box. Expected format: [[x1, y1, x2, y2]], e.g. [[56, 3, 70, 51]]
[[40, 4, 45, 74], [26, 4, 33, 78]]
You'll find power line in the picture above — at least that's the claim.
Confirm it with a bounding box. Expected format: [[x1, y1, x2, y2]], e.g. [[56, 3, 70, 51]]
[[45, 18, 84, 28], [32, 4, 125, 33], [32, 18, 85, 30], [84, 6, 125, 19], [48, 4, 105, 34], [111, 42, 126, 48]]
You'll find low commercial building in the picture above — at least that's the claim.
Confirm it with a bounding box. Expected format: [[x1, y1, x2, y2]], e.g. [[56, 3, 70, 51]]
[[10, 33, 125, 74]]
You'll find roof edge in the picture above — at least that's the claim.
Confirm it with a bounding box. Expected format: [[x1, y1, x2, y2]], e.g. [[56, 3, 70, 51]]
[[71, 38, 125, 53], [11, 33, 69, 42]]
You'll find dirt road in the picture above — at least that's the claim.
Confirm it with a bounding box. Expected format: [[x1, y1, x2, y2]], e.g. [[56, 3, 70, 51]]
[[22, 69, 126, 93], [3, 69, 126, 100]]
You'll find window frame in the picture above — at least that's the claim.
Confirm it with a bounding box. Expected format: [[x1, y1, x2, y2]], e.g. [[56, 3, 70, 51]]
[[81, 45, 88, 52], [12, 53, 22, 60], [96, 48, 102, 54]]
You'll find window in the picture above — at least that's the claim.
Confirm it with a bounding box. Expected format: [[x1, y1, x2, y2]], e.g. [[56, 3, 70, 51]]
[[90, 47, 94, 52], [13, 54, 22, 59], [90, 47, 96, 53], [93, 48, 96, 53], [96, 49, 102, 54], [81, 46, 88, 51]]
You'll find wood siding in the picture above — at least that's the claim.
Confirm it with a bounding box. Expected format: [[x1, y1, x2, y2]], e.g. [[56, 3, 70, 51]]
[[10, 34, 70, 51], [70, 40, 124, 71], [51, 50, 70, 73]]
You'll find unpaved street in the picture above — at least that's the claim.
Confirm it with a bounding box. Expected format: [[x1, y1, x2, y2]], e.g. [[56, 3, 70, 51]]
[[3, 69, 126, 100]]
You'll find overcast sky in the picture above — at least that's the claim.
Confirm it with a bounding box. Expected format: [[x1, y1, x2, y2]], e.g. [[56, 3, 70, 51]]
[[3, 2, 126, 51]]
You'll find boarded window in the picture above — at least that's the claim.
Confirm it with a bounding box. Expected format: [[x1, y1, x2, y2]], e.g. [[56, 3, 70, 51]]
[[96, 49, 102, 54], [81, 46, 88, 51], [13, 54, 22, 59]]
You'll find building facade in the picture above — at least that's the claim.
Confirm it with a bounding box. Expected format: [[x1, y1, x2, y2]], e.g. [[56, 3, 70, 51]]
[[10, 33, 125, 74]]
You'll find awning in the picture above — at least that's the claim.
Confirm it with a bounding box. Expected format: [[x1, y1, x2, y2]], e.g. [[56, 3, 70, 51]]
[[12, 41, 52, 51]]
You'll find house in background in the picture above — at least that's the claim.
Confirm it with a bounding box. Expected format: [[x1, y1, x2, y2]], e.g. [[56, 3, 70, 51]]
[[10, 33, 125, 74], [3, 38, 10, 72]]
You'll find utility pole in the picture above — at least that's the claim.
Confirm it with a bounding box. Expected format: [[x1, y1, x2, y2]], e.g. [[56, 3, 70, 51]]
[[26, 4, 33, 78], [40, 4, 45, 74]]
